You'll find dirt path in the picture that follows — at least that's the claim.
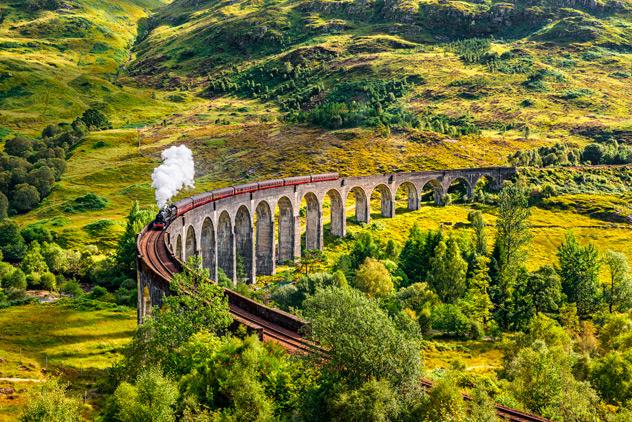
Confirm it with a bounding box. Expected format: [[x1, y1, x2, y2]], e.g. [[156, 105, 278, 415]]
[[0, 378, 44, 383]]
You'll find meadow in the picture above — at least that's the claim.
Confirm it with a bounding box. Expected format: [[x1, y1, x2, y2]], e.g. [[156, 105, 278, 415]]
[[0, 300, 135, 420]]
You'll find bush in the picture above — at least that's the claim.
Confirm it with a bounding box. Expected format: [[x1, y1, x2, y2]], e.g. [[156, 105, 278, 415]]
[[112, 368, 178, 422], [19, 379, 82, 422], [77, 109, 111, 130], [40, 272, 57, 291], [89, 285, 115, 302], [60, 279, 83, 297], [63, 193, 108, 213], [431, 304, 474, 338], [11, 184, 40, 212], [4, 268, 27, 291]]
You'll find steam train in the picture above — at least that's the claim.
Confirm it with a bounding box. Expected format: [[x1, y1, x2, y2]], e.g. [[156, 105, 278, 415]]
[[151, 173, 339, 230]]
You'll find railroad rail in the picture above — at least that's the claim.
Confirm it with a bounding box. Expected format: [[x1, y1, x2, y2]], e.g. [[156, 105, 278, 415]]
[[136, 167, 548, 421]]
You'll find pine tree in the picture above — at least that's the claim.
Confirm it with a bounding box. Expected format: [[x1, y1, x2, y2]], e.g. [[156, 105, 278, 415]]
[[459, 255, 493, 329], [490, 180, 531, 327], [557, 233, 601, 318], [428, 236, 467, 303]]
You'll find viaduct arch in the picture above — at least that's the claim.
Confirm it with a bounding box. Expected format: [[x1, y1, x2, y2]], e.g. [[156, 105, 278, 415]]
[[161, 167, 514, 289]]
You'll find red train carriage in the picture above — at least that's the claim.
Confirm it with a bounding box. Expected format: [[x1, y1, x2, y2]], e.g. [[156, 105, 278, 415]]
[[257, 178, 284, 190], [191, 192, 214, 208], [234, 183, 259, 196], [174, 198, 194, 217], [310, 173, 339, 183], [212, 187, 235, 201], [283, 175, 312, 186]]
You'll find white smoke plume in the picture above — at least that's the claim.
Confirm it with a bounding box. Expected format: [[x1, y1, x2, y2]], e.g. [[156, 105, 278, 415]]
[[151, 145, 195, 208]]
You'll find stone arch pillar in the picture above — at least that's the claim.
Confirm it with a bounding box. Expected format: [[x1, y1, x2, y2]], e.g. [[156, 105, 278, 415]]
[[277, 196, 295, 264], [217, 211, 235, 283], [235, 206, 255, 284], [255, 201, 275, 276], [349, 186, 369, 224], [185, 225, 196, 262], [420, 179, 444, 205], [175, 234, 183, 260], [373, 184, 394, 218], [302, 192, 322, 251], [326, 189, 345, 237], [397, 181, 419, 211], [201, 218, 217, 281]]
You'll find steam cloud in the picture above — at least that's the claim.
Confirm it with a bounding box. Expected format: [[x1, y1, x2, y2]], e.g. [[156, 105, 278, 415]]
[[152, 145, 195, 208]]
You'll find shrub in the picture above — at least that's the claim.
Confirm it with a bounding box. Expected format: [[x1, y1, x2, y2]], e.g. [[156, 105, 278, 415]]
[[431, 303, 473, 338], [3, 268, 27, 291], [40, 272, 57, 291], [60, 279, 83, 297], [63, 193, 108, 213], [19, 379, 82, 422], [11, 184, 40, 212], [77, 109, 111, 130]]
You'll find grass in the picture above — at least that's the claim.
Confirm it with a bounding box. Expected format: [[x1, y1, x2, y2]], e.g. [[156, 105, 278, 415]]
[[0, 300, 135, 420]]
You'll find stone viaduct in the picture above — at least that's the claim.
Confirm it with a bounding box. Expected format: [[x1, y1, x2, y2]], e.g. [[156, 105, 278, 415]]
[[162, 167, 515, 284]]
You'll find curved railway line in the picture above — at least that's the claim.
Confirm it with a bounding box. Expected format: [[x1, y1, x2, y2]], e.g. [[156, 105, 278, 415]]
[[137, 169, 551, 422]]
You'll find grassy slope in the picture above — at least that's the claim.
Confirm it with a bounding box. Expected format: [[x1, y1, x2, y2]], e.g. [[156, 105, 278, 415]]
[[0, 0, 189, 136], [0, 301, 135, 421]]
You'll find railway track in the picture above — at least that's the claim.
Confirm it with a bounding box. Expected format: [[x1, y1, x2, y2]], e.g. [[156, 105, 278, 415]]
[[138, 227, 549, 421], [138, 227, 319, 354]]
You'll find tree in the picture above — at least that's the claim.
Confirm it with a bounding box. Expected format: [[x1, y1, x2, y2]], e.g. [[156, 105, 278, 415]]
[[4, 136, 33, 157], [557, 233, 601, 318], [354, 258, 393, 298], [398, 225, 425, 283], [510, 265, 562, 330], [459, 255, 492, 330], [115, 202, 155, 276], [506, 341, 599, 420], [303, 286, 421, 388], [490, 180, 531, 327], [0, 220, 27, 261], [0, 192, 7, 220], [348, 232, 382, 271], [468, 211, 487, 256], [330, 379, 400, 422], [26, 166, 55, 197], [11, 183, 40, 212], [113, 368, 178, 422], [21, 241, 49, 275], [117, 257, 232, 380], [427, 236, 467, 303], [581, 143, 604, 164], [603, 250, 632, 313], [41, 242, 68, 273], [78, 108, 111, 130], [591, 350, 632, 405], [19, 379, 81, 422]]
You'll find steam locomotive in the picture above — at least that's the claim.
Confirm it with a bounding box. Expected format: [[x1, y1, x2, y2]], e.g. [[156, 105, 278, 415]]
[[151, 173, 339, 230]]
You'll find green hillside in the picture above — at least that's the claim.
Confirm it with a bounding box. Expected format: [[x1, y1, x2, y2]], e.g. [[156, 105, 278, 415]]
[[129, 0, 632, 144], [0, 0, 184, 135]]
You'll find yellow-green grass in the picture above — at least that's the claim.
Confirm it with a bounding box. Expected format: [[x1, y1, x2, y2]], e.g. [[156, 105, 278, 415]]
[[423, 339, 504, 378], [0, 301, 135, 420], [0, 0, 176, 135], [320, 198, 632, 276]]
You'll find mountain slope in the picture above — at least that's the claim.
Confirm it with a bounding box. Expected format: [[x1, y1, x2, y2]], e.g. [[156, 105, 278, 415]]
[[130, 0, 632, 144], [0, 0, 174, 135]]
